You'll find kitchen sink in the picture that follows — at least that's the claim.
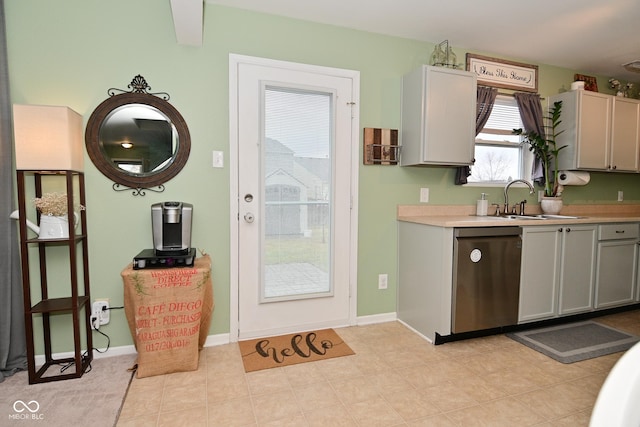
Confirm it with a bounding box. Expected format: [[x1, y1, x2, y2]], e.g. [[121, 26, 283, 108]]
[[499, 214, 582, 220], [500, 215, 546, 220]]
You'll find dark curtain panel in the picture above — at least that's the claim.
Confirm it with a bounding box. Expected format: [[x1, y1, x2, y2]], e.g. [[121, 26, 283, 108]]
[[514, 92, 545, 184], [0, 0, 27, 382], [455, 86, 498, 185]]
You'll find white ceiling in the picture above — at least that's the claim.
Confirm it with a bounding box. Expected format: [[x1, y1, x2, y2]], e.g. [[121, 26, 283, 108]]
[[201, 0, 640, 83]]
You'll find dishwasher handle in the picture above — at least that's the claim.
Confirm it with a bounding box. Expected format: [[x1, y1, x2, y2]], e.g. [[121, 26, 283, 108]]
[[455, 226, 521, 238]]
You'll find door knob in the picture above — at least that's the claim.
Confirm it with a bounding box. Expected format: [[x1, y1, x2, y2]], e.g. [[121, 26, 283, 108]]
[[244, 212, 255, 223]]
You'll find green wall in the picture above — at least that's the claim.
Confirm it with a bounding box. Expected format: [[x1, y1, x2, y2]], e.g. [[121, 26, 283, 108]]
[[6, 0, 640, 351]]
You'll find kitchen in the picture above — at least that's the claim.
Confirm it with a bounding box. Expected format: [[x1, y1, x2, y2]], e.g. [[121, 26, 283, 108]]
[[395, 62, 640, 343], [4, 1, 640, 425], [5, 0, 640, 367]]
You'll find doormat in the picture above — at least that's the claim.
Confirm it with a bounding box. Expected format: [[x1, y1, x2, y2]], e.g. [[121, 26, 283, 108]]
[[507, 321, 640, 364], [239, 329, 355, 372]]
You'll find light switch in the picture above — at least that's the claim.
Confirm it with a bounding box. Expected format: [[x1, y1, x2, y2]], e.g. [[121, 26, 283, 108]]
[[212, 150, 224, 168]]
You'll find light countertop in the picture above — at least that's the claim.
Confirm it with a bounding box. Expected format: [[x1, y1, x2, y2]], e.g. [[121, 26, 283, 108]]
[[397, 204, 640, 227]]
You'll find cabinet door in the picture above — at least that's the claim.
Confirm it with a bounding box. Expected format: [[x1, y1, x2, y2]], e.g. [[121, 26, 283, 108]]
[[576, 92, 611, 170], [596, 240, 638, 308], [519, 226, 561, 323], [400, 66, 476, 166], [610, 97, 640, 172], [558, 225, 597, 315], [422, 67, 476, 165]]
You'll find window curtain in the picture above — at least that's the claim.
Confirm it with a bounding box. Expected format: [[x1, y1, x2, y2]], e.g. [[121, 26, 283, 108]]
[[514, 92, 545, 184], [0, 0, 27, 382], [455, 86, 498, 185]]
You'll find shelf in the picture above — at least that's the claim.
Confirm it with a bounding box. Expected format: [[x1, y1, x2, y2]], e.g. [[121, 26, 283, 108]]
[[31, 296, 90, 314], [363, 128, 399, 165], [16, 170, 93, 384], [17, 169, 83, 175], [25, 234, 87, 244]]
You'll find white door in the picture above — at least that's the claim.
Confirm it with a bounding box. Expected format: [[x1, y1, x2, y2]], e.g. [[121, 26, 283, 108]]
[[229, 55, 359, 340]]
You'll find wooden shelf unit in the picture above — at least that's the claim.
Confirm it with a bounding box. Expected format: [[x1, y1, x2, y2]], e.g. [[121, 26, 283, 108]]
[[16, 170, 93, 384]]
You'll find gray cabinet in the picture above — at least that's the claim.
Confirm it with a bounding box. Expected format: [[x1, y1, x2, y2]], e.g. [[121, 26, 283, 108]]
[[519, 224, 597, 322], [552, 90, 611, 171], [400, 65, 476, 166], [559, 225, 597, 315], [611, 98, 640, 171], [397, 222, 454, 342], [596, 223, 639, 309], [551, 90, 640, 172], [519, 226, 561, 322]]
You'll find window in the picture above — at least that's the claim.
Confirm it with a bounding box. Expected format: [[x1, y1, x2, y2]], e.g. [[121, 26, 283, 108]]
[[467, 95, 532, 183]]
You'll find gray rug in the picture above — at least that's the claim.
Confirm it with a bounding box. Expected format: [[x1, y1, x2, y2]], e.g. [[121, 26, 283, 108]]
[[507, 321, 640, 364], [0, 353, 136, 427]]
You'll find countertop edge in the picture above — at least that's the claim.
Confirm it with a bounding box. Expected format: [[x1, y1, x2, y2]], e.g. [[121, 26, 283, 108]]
[[397, 204, 640, 227], [397, 215, 640, 227]]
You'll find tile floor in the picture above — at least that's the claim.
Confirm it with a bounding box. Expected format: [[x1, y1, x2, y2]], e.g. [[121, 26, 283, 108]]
[[116, 309, 640, 426]]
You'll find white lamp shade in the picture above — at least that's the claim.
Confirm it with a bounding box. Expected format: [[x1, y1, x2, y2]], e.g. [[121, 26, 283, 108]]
[[13, 104, 84, 171]]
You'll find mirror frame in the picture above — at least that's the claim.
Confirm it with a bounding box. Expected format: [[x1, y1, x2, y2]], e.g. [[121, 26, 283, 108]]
[[85, 92, 191, 190]]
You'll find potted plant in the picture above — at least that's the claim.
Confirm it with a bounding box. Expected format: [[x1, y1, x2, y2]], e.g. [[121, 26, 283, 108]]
[[513, 100, 567, 214]]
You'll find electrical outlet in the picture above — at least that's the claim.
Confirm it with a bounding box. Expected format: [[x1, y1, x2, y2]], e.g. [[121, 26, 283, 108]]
[[618, 191, 624, 202], [378, 273, 388, 290], [90, 310, 100, 330], [420, 188, 429, 203], [92, 300, 110, 329]]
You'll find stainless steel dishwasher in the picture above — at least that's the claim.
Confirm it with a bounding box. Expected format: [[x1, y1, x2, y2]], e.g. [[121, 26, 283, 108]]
[[452, 227, 522, 333]]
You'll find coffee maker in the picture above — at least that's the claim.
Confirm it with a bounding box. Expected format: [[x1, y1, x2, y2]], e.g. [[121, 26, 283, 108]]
[[151, 201, 193, 255]]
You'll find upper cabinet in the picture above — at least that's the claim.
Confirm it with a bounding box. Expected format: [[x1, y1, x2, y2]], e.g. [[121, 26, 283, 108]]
[[400, 66, 477, 166], [551, 90, 640, 172], [611, 97, 640, 171]]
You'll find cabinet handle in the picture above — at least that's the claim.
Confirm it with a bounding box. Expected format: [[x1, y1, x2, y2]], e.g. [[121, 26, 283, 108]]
[[615, 230, 625, 234], [612, 165, 617, 170], [558, 228, 563, 232], [566, 228, 571, 232]]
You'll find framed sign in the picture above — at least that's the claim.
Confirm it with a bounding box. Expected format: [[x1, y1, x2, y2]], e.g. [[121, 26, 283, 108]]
[[466, 54, 538, 92]]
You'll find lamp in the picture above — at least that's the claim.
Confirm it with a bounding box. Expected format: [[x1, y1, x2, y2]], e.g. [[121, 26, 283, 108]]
[[13, 104, 84, 171]]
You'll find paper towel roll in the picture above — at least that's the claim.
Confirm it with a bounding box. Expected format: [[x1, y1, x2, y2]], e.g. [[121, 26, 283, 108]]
[[558, 171, 590, 186]]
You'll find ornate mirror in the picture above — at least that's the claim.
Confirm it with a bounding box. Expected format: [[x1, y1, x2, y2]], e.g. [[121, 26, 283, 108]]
[[85, 75, 190, 195]]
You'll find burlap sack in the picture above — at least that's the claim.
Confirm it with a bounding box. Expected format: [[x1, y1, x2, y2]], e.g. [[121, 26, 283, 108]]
[[122, 254, 214, 378]]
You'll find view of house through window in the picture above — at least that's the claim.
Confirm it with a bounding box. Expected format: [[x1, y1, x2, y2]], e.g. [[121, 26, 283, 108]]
[[262, 87, 332, 299], [468, 95, 530, 183]]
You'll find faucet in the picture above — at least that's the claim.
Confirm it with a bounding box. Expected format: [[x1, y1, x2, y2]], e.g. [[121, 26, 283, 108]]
[[503, 179, 535, 215]]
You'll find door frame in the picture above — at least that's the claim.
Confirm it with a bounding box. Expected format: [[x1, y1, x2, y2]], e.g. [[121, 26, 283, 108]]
[[228, 54, 360, 342]]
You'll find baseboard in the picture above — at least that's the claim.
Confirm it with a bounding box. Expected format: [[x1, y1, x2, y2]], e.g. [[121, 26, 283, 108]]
[[396, 318, 434, 344], [203, 333, 230, 347], [356, 311, 397, 326], [34, 333, 230, 364], [34, 313, 397, 362]]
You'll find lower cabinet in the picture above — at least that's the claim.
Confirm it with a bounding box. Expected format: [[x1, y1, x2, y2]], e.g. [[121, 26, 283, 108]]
[[519, 226, 561, 322], [595, 223, 639, 309], [519, 224, 597, 323], [559, 225, 598, 315]]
